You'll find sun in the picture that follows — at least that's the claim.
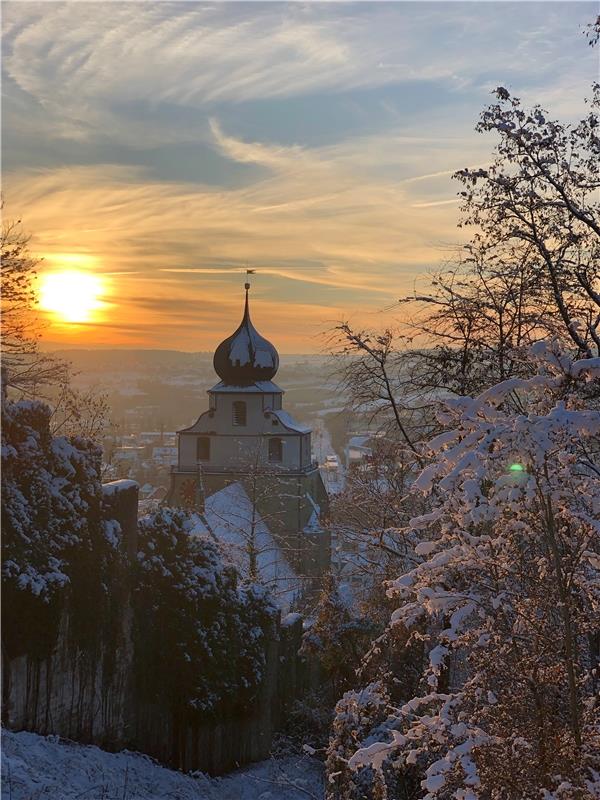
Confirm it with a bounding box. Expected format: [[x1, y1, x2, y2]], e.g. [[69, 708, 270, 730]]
[[39, 270, 106, 324]]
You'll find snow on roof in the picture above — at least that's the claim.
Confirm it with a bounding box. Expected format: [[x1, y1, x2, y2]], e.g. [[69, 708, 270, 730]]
[[271, 410, 311, 434], [348, 435, 371, 449], [102, 479, 138, 496], [302, 493, 323, 535], [190, 482, 301, 611], [303, 509, 321, 534], [208, 380, 283, 394]]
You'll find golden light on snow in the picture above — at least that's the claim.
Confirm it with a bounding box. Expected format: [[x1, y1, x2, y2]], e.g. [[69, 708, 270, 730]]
[[39, 269, 106, 324]]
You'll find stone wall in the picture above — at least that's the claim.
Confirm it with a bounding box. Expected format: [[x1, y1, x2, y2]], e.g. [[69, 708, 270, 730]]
[[3, 611, 305, 775], [2, 481, 309, 776]]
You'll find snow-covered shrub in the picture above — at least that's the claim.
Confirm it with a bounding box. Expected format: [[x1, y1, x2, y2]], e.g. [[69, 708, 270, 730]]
[[327, 681, 415, 800], [2, 399, 119, 657], [2, 399, 277, 726], [340, 346, 600, 799], [133, 507, 277, 717], [325, 620, 427, 800]]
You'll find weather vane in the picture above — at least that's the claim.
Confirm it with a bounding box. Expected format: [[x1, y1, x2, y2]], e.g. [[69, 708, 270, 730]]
[[244, 266, 256, 290]]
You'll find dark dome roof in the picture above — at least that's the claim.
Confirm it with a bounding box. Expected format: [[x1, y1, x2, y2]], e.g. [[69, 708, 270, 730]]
[[213, 287, 279, 384]]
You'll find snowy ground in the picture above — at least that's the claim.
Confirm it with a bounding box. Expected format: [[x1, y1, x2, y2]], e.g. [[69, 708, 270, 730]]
[[1, 729, 324, 800]]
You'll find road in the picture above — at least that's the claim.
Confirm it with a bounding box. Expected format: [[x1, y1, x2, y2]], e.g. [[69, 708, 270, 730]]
[[312, 417, 344, 494]]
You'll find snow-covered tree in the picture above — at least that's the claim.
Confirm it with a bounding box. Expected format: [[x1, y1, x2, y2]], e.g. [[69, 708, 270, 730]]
[[343, 345, 600, 799], [2, 396, 278, 727], [1, 397, 116, 657], [327, 682, 396, 800], [133, 506, 277, 717], [327, 23, 600, 799]]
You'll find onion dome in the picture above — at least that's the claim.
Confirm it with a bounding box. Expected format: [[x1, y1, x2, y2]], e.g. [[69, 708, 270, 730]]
[[213, 284, 279, 384]]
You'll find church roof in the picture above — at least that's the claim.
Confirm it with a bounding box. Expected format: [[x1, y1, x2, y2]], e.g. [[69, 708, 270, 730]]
[[270, 409, 311, 434], [190, 482, 301, 610], [208, 379, 283, 394], [213, 285, 279, 385]]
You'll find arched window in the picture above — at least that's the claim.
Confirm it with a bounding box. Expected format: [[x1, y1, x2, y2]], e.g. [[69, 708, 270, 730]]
[[197, 437, 210, 461], [232, 401, 247, 426], [268, 437, 283, 463]]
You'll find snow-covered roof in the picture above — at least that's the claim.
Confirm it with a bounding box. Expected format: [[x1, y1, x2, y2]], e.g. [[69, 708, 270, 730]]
[[270, 409, 311, 434], [208, 380, 283, 394], [303, 492, 322, 534], [212, 287, 280, 384], [348, 435, 371, 449], [102, 479, 138, 496], [190, 482, 302, 611]]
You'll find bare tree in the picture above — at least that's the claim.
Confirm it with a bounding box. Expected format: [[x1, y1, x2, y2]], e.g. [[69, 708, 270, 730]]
[[1, 217, 67, 394], [48, 380, 111, 440], [454, 84, 600, 359], [1, 215, 111, 440], [328, 324, 431, 458], [400, 240, 552, 396], [329, 437, 421, 599], [396, 80, 599, 401]]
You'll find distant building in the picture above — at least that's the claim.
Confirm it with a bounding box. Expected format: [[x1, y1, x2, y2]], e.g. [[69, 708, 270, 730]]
[[151, 445, 178, 466], [345, 434, 373, 469], [112, 445, 145, 465], [167, 284, 330, 581]]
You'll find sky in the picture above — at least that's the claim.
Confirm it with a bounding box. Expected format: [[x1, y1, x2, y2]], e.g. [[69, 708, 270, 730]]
[[2, 1, 598, 352]]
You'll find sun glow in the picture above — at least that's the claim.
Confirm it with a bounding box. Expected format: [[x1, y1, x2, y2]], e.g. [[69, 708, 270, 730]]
[[39, 270, 106, 323]]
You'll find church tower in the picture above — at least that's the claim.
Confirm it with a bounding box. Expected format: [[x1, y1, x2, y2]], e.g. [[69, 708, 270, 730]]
[[168, 283, 330, 579]]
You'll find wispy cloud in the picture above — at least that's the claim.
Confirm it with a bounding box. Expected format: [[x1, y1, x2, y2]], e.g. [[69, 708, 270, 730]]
[[2, 1, 596, 350], [411, 198, 460, 209], [4, 134, 466, 349], [4, 3, 595, 145]]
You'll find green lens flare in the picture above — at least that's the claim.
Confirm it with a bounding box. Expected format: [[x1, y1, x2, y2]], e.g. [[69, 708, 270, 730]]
[[509, 463, 525, 472]]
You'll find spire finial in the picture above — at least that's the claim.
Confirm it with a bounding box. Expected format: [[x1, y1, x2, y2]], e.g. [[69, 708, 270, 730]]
[[244, 268, 255, 315]]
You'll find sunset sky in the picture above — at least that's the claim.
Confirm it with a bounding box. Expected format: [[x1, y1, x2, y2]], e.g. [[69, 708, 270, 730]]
[[2, 1, 597, 352]]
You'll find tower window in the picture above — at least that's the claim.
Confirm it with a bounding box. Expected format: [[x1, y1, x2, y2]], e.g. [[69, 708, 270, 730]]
[[232, 401, 247, 426], [197, 437, 210, 461], [269, 437, 283, 463]]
